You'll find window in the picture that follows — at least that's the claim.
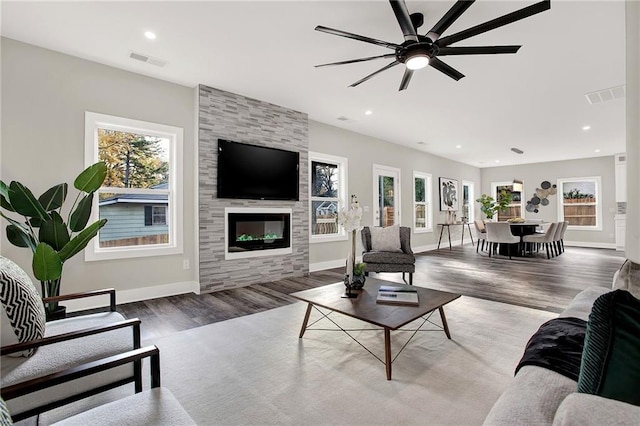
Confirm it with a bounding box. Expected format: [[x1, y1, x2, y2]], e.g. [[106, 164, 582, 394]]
[[492, 181, 524, 221], [462, 181, 475, 223], [84, 112, 183, 260], [309, 152, 347, 242], [413, 172, 433, 232], [145, 205, 167, 226], [558, 177, 602, 230]]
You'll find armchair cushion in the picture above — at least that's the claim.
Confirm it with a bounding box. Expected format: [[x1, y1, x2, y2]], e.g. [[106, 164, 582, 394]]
[[370, 225, 402, 253], [362, 251, 415, 265], [0, 256, 46, 357], [52, 388, 196, 426]]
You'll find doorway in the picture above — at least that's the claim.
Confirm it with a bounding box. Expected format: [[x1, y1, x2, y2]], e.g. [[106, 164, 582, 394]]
[[373, 164, 401, 227]]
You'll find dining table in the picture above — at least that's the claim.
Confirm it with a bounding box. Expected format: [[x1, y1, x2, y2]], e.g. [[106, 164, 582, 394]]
[[499, 221, 548, 256]]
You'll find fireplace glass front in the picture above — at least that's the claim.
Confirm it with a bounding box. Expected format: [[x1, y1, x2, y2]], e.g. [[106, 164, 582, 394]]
[[227, 212, 291, 253]]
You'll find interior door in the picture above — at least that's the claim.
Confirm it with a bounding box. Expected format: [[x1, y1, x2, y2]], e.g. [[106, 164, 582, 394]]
[[373, 164, 401, 227]]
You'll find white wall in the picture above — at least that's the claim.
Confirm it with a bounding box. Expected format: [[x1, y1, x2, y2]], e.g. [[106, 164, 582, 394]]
[[480, 156, 617, 247], [0, 38, 198, 307], [309, 120, 482, 267], [625, 0, 640, 263]]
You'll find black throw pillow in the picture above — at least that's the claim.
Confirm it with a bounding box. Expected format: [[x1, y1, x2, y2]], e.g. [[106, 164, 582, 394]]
[[577, 290, 640, 406]]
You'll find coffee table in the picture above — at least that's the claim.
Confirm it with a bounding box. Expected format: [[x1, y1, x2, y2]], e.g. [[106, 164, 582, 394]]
[[291, 278, 461, 380]]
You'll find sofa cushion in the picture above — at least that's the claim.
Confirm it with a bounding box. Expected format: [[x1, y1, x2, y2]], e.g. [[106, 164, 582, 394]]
[[577, 290, 640, 406], [612, 259, 640, 300], [0, 256, 46, 357], [483, 366, 578, 426], [370, 226, 402, 253], [553, 393, 640, 426], [558, 286, 610, 322]]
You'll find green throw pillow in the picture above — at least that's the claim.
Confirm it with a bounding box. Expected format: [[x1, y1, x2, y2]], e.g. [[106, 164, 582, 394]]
[[577, 290, 640, 406]]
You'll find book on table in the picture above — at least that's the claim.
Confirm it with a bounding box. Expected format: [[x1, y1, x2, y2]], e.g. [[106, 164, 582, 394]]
[[376, 285, 419, 306]]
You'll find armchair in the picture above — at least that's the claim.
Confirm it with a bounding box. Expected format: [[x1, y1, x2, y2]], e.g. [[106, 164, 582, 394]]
[[361, 226, 415, 285], [1, 346, 196, 425], [1, 256, 142, 422]]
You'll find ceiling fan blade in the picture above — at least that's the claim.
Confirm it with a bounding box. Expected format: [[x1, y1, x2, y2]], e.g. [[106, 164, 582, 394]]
[[350, 61, 400, 87], [438, 45, 521, 56], [398, 68, 414, 91], [315, 54, 397, 68], [427, 0, 475, 42], [315, 26, 399, 50], [429, 57, 465, 81], [436, 0, 550, 47], [389, 0, 419, 42]]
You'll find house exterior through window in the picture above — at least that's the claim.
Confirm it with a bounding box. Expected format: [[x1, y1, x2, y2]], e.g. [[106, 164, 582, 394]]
[[84, 112, 183, 260], [309, 152, 347, 242], [558, 177, 602, 230], [413, 171, 433, 232]]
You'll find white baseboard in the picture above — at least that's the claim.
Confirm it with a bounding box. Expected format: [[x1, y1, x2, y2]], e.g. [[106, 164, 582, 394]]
[[309, 259, 345, 272], [563, 241, 617, 250], [64, 280, 200, 313]]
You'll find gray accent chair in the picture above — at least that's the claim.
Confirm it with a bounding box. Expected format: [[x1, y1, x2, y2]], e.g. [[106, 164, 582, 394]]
[[361, 226, 415, 285]]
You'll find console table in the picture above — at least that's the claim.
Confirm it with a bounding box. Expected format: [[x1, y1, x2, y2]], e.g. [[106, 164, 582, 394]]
[[437, 222, 474, 250]]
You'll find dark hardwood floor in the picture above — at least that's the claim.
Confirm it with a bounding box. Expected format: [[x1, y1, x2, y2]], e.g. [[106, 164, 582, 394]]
[[116, 245, 625, 340]]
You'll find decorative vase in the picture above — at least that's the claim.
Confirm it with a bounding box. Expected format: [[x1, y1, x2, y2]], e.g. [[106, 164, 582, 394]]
[[351, 274, 366, 290], [45, 305, 67, 322]]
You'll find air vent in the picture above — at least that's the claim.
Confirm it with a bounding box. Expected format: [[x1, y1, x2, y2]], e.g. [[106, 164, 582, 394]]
[[511, 147, 524, 154], [585, 85, 625, 104], [336, 116, 356, 123], [128, 51, 167, 67]]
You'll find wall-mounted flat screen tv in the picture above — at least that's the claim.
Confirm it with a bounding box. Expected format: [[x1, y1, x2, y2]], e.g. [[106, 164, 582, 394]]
[[217, 139, 299, 201]]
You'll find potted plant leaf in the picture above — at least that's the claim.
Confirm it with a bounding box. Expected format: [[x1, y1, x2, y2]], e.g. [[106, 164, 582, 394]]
[[0, 162, 108, 320], [476, 190, 513, 220]]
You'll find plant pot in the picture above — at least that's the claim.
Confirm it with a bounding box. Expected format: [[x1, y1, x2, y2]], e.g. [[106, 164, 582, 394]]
[[351, 274, 366, 290], [46, 305, 67, 322]]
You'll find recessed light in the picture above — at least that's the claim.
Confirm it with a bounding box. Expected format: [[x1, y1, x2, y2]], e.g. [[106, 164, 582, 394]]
[[364, 110, 373, 116], [495, 160, 501, 163], [144, 31, 157, 40], [582, 125, 591, 131], [455, 145, 462, 149], [595, 149, 601, 153]]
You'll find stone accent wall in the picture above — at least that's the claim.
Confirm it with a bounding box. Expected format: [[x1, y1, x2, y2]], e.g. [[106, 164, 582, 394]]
[[198, 85, 309, 292]]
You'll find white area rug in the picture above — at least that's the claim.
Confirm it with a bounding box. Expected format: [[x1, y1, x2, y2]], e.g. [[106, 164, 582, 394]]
[[148, 296, 555, 425]]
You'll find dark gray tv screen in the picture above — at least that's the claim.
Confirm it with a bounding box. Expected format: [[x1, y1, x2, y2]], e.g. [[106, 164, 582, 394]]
[[217, 139, 299, 201]]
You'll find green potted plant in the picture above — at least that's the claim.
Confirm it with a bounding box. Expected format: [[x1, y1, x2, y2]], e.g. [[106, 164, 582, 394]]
[[476, 190, 513, 220], [0, 162, 108, 320]]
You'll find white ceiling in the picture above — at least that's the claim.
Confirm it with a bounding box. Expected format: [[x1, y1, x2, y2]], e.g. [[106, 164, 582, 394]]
[[1, 1, 627, 168]]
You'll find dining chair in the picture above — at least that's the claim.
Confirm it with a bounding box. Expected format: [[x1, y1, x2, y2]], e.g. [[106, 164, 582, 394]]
[[474, 220, 487, 253], [552, 221, 565, 256], [523, 222, 558, 259], [558, 221, 569, 254], [485, 222, 520, 259]]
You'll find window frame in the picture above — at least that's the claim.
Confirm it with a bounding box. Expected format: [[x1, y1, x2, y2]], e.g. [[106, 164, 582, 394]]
[[84, 111, 183, 261], [413, 171, 433, 233], [151, 205, 168, 226], [557, 176, 602, 231], [491, 181, 524, 221], [308, 152, 348, 243]]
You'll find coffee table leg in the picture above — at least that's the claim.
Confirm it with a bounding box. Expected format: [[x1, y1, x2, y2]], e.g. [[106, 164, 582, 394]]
[[439, 307, 452, 339], [299, 303, 313, 338], [384, 327, 392, 380]]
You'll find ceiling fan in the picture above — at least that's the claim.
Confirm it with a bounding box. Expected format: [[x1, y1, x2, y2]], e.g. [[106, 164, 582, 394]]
[[315, 0, 550, 90]]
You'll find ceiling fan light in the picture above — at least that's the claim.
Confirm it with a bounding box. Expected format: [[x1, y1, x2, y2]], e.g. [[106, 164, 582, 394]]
[[406, 54, 429, 70]]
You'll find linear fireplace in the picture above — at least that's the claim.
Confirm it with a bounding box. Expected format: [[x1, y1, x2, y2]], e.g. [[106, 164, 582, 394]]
[[225, 208, 293, 260]]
